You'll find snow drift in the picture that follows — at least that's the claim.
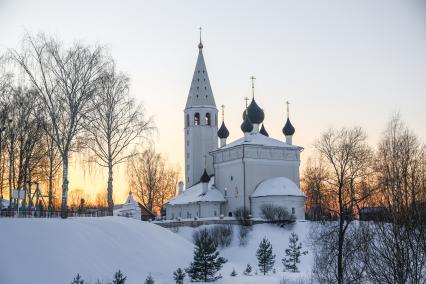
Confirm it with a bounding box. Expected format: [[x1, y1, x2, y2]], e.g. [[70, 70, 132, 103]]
[[0, 217, 193, 284]]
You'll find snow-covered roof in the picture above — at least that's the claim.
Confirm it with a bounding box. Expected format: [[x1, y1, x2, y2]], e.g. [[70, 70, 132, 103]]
[[251, 177, 305, 198], [220, 132, 301, 150], [166, 177, 226, 206]]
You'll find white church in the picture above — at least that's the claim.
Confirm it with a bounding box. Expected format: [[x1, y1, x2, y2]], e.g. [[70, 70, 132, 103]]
[[165, 36, 305, 220]]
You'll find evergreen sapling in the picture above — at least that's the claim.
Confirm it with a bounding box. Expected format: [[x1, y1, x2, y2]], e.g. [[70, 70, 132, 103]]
[[230, 268, 237, 277], [173, 268, 185, 284], [71, 273, 85, 284], [144, 273, 154, 284], [243, 264, 252, 276], [256, 237, 275, 275], [186, 228, 227, 282], [112, 270, 126, 284], [282, 233, 308, 272]]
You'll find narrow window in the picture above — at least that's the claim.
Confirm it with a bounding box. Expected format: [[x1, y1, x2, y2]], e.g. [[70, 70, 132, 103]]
[[224, 187, 228, 197], [228, 212, 233, 217], [214, 210, 217, 216], [194, 113, 200, 125], [186, 114, 190, 127], [235, 186, 239, 196], [205, 113, 211, 126], [292, 207, 295, 214]]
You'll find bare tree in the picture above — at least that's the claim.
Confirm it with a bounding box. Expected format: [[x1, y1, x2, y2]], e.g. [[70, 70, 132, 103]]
[[363, 114, 426, 284], [313, 127, 373, 284], [83, 63, 152, 214], [127, 147, 178, 214], [302, 157, 332, 220], [12, 33, 106, 218], [0, 69, 13, 209]]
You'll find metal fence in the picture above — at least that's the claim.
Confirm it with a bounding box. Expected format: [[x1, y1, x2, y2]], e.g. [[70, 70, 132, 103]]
[[0, 209, 112, 218]]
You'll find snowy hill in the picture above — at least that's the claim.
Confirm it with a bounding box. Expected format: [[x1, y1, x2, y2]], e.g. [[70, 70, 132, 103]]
[[176, 222, 313, 283], [0, 217, 313, 284], [0, 217, 193, 284]]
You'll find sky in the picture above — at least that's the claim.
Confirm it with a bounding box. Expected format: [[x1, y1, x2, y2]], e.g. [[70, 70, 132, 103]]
[[1, 0, 425, 202]]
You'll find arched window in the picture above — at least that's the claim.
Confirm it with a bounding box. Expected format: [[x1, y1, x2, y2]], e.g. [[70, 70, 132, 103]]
[[194, 113, 200, 125], [186, 114, 190, 127], [215, 114, 217, 126], [205, 113, 211, 126]]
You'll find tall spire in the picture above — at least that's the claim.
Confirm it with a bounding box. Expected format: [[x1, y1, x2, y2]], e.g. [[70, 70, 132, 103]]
[[185, 29, 216, 108]]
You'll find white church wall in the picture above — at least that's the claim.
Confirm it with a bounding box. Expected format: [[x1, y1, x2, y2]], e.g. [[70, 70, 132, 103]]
[[213, 159, 245, 217], [184, 106, 218, 188], [245, 158, 300, 211], [213, 145, 301, 217], [166, 202, 222, 220], [251, 195, 305, 220]]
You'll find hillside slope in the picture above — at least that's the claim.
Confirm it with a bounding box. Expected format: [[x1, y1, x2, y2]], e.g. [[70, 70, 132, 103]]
[[0, 217, 193, 284]]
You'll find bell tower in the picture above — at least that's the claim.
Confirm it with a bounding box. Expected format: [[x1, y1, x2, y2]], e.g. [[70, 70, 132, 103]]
[[184, 29, 218, 188]]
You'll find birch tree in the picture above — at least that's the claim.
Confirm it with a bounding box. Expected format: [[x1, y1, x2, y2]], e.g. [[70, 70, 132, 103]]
[[313, 127, 373, 284], [12, 33, 106, 218], [83, 64, 152, 214]]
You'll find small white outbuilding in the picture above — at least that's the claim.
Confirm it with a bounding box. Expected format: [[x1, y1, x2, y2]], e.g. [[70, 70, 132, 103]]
[[250, 177, 305, 220]]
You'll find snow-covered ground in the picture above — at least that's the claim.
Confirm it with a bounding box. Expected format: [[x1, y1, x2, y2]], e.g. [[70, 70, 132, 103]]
[[0, 217, 193, 284], [0, 217, 313, 284], [176, 221, 313, 283]]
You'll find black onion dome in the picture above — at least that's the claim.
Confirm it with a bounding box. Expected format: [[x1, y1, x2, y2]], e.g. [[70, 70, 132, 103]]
[[217, 121, 229, 139], [283, 118, 295, 136], [260, 124, 269, 137], [200, 169, 210, 183], [245, 98, 265, 124], [240, 112, 254, 133]]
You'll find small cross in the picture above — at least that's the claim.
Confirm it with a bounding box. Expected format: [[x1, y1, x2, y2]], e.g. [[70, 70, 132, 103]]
[[250, 76, 256, 98], [199, 27, 202, 43], [244, 96, 249, 109], [286, 100, 290, 118], [221, 105, 225, 121]]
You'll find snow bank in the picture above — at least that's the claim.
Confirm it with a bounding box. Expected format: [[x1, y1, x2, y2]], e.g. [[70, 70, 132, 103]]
[[175, 221, 313, 283], [0, 217, 193, 284]]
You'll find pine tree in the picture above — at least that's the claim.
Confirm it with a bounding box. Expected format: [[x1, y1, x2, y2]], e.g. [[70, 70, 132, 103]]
[[256, 237, 275, 275], [112, 270, 126, 284], [173, 268, 185, 284], [230, 268, 237, 277], [282, 233, 308, 272], [243, 264, 252, 276], [71, 273, 85, 284], [144, 273, 154, 284], [185, 229, 227, 282]]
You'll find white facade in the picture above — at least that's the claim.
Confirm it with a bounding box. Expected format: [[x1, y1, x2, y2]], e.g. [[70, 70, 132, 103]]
[[165, 38, 305, 220], [166, 177, 225, 220], [114, 193, 141, 220]]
